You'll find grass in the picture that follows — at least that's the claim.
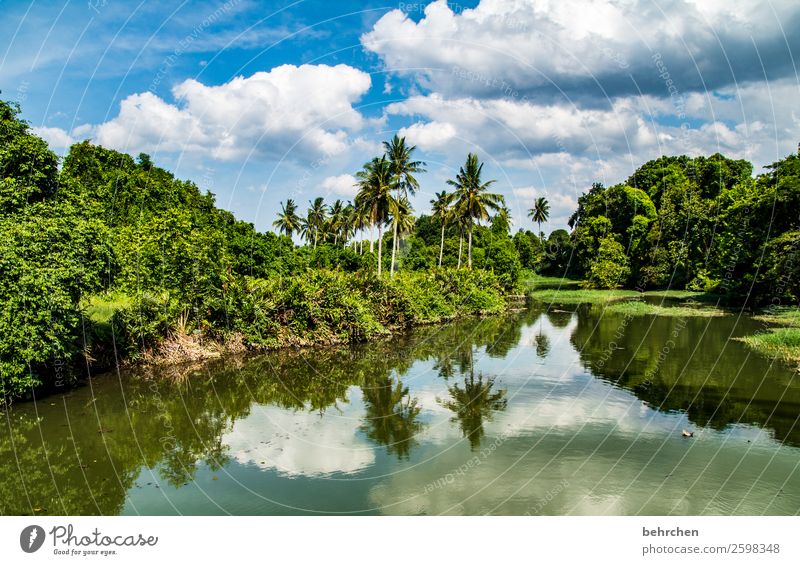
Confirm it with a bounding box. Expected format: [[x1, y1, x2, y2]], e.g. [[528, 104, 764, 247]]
[[641, 289, 707, 299], [523, 274, 582, 290], [739, 306, 800, 363], [603, 300, 728, 317], [528, 288, 640, 304], [752, 307, 800, 328], [83, 292, 134, 323], [740, 328, 800, 363]]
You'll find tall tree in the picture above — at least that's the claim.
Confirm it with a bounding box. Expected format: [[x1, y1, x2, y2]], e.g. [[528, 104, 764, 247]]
[[383, 135, 426, 276], [527, 197, 550, 241], [272, 198, 301, 238], [448, 153, 504, 269], [355, 156, 394, 276], [306, 197, 328, 249], [431, 190, 454, 267], [328, 199, 346, 245]]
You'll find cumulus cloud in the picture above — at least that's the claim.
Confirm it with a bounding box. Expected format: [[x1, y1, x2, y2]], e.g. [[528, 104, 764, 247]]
[[363, 0, 800, 102], [31, 126, 75, 149], [320, 173, 358, 197], [73, 64, 372, 162]]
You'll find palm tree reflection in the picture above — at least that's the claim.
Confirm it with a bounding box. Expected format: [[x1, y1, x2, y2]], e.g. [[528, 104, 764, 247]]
[[439, 367, 507, 451], [361, 374, 423, 459]]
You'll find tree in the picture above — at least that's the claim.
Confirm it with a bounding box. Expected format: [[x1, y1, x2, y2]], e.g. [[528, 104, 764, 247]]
[[327, 199, 347, 245], [527, 197, 550, 241], [355, 156, 394, 276], [448, 153, 504, 269], [272, 199, 301, 238], [305, 197, 328, 249], [383, 135, 425, 276], [430, 190, 454, 267], [587, 236, 631, 289]]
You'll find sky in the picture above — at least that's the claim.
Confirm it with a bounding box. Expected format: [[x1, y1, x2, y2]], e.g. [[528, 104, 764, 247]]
[[2, 0, 799, 233]]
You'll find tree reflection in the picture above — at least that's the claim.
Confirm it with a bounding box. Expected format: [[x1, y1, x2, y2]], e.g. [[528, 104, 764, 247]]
[[534, 332, 551, 358], [439, 365, 507, 450], [360, 374, 423, 459]]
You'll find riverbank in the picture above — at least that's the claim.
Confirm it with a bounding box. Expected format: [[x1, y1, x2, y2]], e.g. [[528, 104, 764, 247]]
[[83, 268, 512, 372], [524, 282, 800, 365], [738, 307, 800, 364]]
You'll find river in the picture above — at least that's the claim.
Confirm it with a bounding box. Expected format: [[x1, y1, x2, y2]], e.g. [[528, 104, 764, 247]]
[[2, 302, 799, 515]]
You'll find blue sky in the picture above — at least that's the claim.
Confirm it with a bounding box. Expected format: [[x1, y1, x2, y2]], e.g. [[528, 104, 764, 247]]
[[2, 0, 799, 232]]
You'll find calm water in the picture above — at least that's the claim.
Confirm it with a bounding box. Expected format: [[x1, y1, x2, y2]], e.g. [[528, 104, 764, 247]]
[[3, 302, 800, 515]]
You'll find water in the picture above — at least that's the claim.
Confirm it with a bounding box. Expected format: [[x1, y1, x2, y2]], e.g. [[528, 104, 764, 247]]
[[3, 303, 800, 515]]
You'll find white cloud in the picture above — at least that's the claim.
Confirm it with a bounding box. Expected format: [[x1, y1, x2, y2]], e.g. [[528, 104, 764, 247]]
[[74, 64, 372, 163], [362, 0, 799, 101], [32, 126, 75, 149], [320, 173, 358, 197]]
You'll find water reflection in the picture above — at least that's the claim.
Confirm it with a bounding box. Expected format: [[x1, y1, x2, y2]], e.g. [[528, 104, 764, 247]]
[[1, 304, 800, 516]]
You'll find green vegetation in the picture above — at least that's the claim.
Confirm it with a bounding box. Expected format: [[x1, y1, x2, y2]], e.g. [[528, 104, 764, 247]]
[[603, 300, 728, 318], [740, 306, 800, 363], [528, 289, 640, 304], [4, 93, 800, 400], [524, 274, 582, 290], [740, 329, 800, 363], [0, 100, 517, 401]]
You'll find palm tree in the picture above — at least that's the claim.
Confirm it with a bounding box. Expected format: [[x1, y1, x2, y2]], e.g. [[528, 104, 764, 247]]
[[306, 197, 328, 248], [272, 198, 301, 238], [528, 197, 550, 241], [384, 135, 426, 276], [328, 199, 346, 245], [447, 153, 505, 269], [350, 201, 370, 254], [355, 156, 394, 276], [390, 196, 415, 270], [431, 190, 454, 267]]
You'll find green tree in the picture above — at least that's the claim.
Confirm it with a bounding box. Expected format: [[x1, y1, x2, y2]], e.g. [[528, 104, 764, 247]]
[[383, 135, 425, 276], [527, 197, 550, 241], [448, 153, 505, 269], [272, 199, 301, 238], [430, 190, 454, 267], [355, 156, 394, 276]]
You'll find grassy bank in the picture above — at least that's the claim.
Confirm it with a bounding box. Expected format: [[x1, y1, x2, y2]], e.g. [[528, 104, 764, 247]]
[[740, 307, 800, 363], [603, 300, 728, 318], [85, 268, 509, 367], [527, 288, 640, 304]]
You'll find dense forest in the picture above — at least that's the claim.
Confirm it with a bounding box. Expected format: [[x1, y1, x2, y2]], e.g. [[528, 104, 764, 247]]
[[1, 97, 799, 401]]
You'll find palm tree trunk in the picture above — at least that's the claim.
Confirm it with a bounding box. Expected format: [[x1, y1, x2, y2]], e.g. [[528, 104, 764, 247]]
[[457, 230, 463, 269], [390, 218, 398, 276], [369, 218, 375, 254], [468, 223, 473, 269], [439, 222, 445, 267], [377, 224, 383, 277]]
